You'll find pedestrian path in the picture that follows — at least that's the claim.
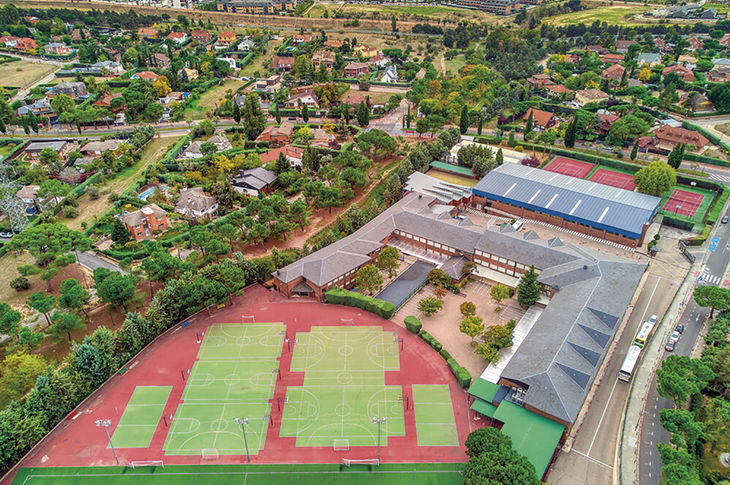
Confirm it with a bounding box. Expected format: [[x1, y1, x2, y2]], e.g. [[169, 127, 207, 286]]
[[698, 266, 722, 285], [393, 285, 436, 320]]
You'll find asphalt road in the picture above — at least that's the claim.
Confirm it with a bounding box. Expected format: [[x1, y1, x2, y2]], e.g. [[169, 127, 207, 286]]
[[638, 218, 730, 484]]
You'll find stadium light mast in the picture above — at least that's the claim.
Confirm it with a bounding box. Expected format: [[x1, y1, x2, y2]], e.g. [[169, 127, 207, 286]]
[[95, 419, 119, 464], [234, 417, 251, 462], [372, 417, 386, 462]]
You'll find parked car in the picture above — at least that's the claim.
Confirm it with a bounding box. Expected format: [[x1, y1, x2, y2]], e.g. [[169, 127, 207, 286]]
[[648, 314, 658, 325], [0, 230, 13, 238], [722, 215, 729, 224], [669, 331, 681, 343], [665, 340, 675, 352], [675, 324, 684, 334]]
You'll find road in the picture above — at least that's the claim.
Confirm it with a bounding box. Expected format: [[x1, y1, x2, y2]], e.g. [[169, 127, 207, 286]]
[[638, 218, 730, 484], [74, 250, 127, 275]]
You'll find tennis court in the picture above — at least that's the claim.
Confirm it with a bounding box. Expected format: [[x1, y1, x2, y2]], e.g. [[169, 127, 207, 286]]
[[111, 386, 172, 448], [662, 188, 706, 218], [588, 168, 636, 190], [162, 323, 284, 456], [411, 385, 459, 447], [544, 157, 595, 178], [280, 326, 406, 448]]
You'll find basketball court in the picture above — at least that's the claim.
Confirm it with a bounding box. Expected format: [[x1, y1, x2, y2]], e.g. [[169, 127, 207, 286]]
[[545, 157, 595, 178], [587, 168, 636, 191]]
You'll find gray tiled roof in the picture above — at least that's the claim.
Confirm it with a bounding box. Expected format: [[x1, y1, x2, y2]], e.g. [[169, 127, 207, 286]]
[[472, 164, 660, 239]]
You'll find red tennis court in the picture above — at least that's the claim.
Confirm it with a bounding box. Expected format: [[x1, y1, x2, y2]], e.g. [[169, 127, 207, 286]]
[[663, 189, 705, 217], [588, 168, 636, 190], [545, 157, 595, 179]]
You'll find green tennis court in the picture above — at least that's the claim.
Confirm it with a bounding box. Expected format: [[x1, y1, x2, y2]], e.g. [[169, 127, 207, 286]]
[[12, 463, 465, 485], [111, 386, 172, 448], [281, 326, 405, 447], [162, 323, 284, 456], [411, 385, 459, 447]]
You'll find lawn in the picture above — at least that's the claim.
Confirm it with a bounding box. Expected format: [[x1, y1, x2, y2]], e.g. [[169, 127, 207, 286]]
[[443, 54, 468, 74], [544, 6, 653, 26], [339, 3, 498, 23], [715, 122, 730, 137], [0, 60, 57, 91], [343, 88, 393, 105], [184, 79, 246, 121], [241, 39, 284, 77], [64, 135, 183, 231]]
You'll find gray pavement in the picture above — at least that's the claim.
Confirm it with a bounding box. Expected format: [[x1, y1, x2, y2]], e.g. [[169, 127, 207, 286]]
[[74, 250, 127, 275]]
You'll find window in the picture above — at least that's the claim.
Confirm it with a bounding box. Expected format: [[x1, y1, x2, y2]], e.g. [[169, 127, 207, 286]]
[[498, 257, 507, 263]]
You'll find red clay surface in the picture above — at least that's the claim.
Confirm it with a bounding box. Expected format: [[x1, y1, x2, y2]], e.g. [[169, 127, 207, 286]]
[[588, 168, 636, 191], [2, 285, 483, 484], [663, 188, 705, 217], [544, 157, 595, 179]]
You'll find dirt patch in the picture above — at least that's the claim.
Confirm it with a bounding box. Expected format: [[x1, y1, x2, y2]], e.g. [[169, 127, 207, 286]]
[[0, 60, 57, 91]]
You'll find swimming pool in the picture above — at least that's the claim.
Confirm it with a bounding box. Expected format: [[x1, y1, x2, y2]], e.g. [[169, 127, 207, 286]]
[[138, 185, 168, 200]]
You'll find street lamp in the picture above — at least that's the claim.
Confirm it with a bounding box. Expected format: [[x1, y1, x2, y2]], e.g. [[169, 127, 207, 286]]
[[234, 417, 250, 462], [372, 416, 386, 462], [95, 419, 119, 465]]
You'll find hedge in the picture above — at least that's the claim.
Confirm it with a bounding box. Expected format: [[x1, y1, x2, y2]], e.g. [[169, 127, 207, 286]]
[[684, 152, 730, 167], [705, 186, 730, 225], [447, 358, 472, 388], [404, 315, 422, 334], [418, 330, 442, 351], [324, 288, 395, 319]]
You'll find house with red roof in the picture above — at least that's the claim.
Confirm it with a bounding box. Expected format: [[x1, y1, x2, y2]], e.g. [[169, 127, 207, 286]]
[[523, 108, 556, 130], [0, 36, 18, 48], [167, 32, 188, 44], [272, 56, 294, 72], [192, 30, 212, 43], [293, 34, 312, 45], [601, 53, 624, 65], [131, 71, 160, 81], [15, 38, 37, 51], [662, 64, 694, 82], [601, 64, 625, 82], [343, 62, 370, 78]]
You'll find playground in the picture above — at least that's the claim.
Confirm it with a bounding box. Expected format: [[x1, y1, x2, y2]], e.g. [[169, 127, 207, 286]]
[[4, 286, 476, 485]]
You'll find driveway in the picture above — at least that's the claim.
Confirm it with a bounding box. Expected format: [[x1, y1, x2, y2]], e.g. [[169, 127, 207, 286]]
[[74, 250, 127, 275]]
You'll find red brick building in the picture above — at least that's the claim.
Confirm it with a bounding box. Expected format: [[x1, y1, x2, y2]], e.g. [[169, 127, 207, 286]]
[[119, 204, 170, 241]]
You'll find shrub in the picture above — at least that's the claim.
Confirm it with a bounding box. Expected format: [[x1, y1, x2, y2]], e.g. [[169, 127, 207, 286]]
[[419, 330, 443, 351], [324, 288, 395, 319], [447, 358, 472, 388], [439, 348, 452, 360], [404, 315, 422, 333], [64, 207, 78, 218], [87, 186, 100, 200], [418, 296, 443, 316], [10, 276, 30, 291]]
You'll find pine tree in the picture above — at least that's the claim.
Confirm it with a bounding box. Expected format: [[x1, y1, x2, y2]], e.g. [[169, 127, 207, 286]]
[[301, 104, 309, 122], [667, 143, 684, 169], [232, 102, 240, 124], [496, 148, 504, 165], [631, 138, 639, 160], [356, 101, 369, 127], [241, 93, 265, 140], [564, 116, 577, 148], [477, 113, 483, 135], [0, 116, 6, 134], [274, 103, 281, 124], [517, 265, 540, 308], [524, 110, 534, 136], [459, 104, 469, 134], [383, 175, 402, 206], [406, 104, 411, 129]]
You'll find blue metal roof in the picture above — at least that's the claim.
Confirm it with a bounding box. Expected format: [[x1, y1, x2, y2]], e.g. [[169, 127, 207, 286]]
[[472, 164, 661, 239]]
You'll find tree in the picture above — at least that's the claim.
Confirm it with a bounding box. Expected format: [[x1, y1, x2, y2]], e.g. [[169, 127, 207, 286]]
[[496, 148, 504, 166], [657, 355, 714, 407], [427, 268, 452, 287], [418, 296, 443, 317], [376, 246, 400, 277], [232, 101, 241, 124], [0, 303, 21, 339], [630, 138, 639, 160], [50, 94, 75, 116], [490, 284, 513, 307], [564, 116, 577, 148], [16, 327, 43, 351], [93, 268, 139, 310], [693, 285, 730, 318], [355, 264, 382, 295], [517, 265, 540, 308], [47, 311, 85, 342], [356, 101, 370, 127], [709, 83, 730, 112], [289, 199, 312, 230], [524, 110, 534, 135], [460, 301, 476, 317], [459, 315, 484, 340], [110, 218, 130, 245], [301, 104, 309, 122], [26, 292, 55, 326], [667, 143, 685, 170], [634, 161, 676, 196], [459, 104, 469, 134], [383, 175, 402, 206], [57, 279, 90, 317], [10, 223, 90, 270], [241, 93, 266, 140], [463, 428, 538, 485], [0, 352, 46, 403], [465, 427, 512, 458]]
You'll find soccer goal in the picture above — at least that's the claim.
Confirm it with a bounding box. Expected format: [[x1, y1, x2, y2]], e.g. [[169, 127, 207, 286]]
[[242, 315, 255, 324], [333, 439, 350, 451], [340, 318, 354, 326], [128, 460, 164, 469], [202, 449, 219, 460], [341, 458, 380, 467]]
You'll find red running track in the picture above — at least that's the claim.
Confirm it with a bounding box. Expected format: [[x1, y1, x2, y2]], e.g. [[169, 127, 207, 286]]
[[663, 188, 704, 217], [588, 168, 636, 191], [2, 286, 485, 484], [544, 157, 595, 179]]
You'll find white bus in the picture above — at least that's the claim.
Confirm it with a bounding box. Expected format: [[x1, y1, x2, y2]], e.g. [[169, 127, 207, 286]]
[[633, 314, 658, 348], [618, 345, 643, 382]]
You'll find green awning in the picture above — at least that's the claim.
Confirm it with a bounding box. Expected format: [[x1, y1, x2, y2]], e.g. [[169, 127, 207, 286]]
[[470, 398, 497, 418], [493, 401, 565, 478], [430, 161, 475, 177], [468, 378, 500, 403]]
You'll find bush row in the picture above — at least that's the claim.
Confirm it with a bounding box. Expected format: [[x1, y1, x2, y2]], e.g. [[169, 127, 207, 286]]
[[404, 315, 422, 333], [705, 186, 730, 226], [417, 329, 471, 388], [683, 152, 730, 168], [324, 288, 395, 319]]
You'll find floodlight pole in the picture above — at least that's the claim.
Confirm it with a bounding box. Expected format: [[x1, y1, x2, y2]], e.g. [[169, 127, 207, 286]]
[[96, 419, 119, 464], [372, 416, 386, 461], [234, 417, 250, 462]]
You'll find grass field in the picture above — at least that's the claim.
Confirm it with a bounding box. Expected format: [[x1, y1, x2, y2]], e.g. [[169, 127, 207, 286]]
[[162, 323, 284, 456], [544, 6, 653, 26], [280, 326, 405, 447], [425, 169, 477, 188], [411, 385, 458, 447], [11, 463, 465, 485], [112, 386, 172, 448], [184, 79, 246, 120], [337, 3, 498, 22], [0, 60, 57, 91]]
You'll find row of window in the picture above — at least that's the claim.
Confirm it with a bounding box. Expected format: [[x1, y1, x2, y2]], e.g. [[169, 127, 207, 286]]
[[393, 230, 457, 253]]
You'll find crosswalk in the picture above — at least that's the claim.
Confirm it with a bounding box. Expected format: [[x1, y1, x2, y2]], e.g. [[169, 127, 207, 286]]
[[699, 268, 722, 285], [710, 173, 730, 184]]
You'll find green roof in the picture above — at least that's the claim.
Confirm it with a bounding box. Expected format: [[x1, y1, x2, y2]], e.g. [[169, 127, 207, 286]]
[[470, 399, 497, 418], [430, 161, 475, 177], [493, 401, 565, 478], [468, 378, 500, 403]]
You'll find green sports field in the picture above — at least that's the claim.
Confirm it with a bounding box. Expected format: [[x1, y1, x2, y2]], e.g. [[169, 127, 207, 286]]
[[281, 326, 406, 448], [412, 385, 459, 447], [12, 463, 465, 485], [161, 323, 284, 456], [111, 386, 172, 448]]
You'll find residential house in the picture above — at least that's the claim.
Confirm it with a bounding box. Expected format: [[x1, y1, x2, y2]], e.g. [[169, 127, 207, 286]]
[[653, 124, 709, 151], [369, 54, 390, 69], [216, 30, 237, 47], [678, 55, 697, 70], [341, 93, 369, 109], [256, 121, 294, 146], [597, 113, 619, 135], [455, 0, 521, 15], [80, 139, 123, 157], [354, 44, 378, 58], [343, 62, 370, 78], [601, 64, 625, 82], [720, 33, 730, 47], [312, 50, 335, 69], [175, 186, 218, 220], [17, 97, 53, 117], [254, 74, 282, 92], [238, 38, 256, 52], [192, 30, 212, 44], [681, 92, 713, 112], [585, 45, 609, 55], [120, 204, 170, 241], [24, 140, 76, 161], [272, 56, 294, 72], [49, 81, 87, 98], [70, 28, 90, 41], [601, 53, 624, 65], [310, 128, 335, 149], [15, 38, 37, 51], [154, 53, 171, 69], [181, 133, 233, 158], [0, 36, 18, 48], [44, 43, 72, 56], [712, 58, 730, 68], [159, 91, 187, 108], [662, 64, 694, 82], [527, 74, 553, 89], [131, 71, 160, 81], [92, 60, 124, 75], [654, 37, 673, 53], [138, 27, 158, 39], [231, 167, 278, 196], [260, 145, 303, 167], [564, 53, 581, 64], [324, 39, 344, 49], [167, 31, 188, 44], [285, 91, 320, 110], [615, 39, 636, 53], [545, 84, 573, 98], [708, 66, 730, 83], [686, 36, 704, 51], [575, 88, 609, 107], [16, 185, 40, 213], [523, 107, 556, 130], [217, 0, 298, 14], [380, 65, 398, 83], [181, 67, 199, 82], [293, 34, 312, 45], [637, 52, 662, 68], [94, 92, 124, 111]]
